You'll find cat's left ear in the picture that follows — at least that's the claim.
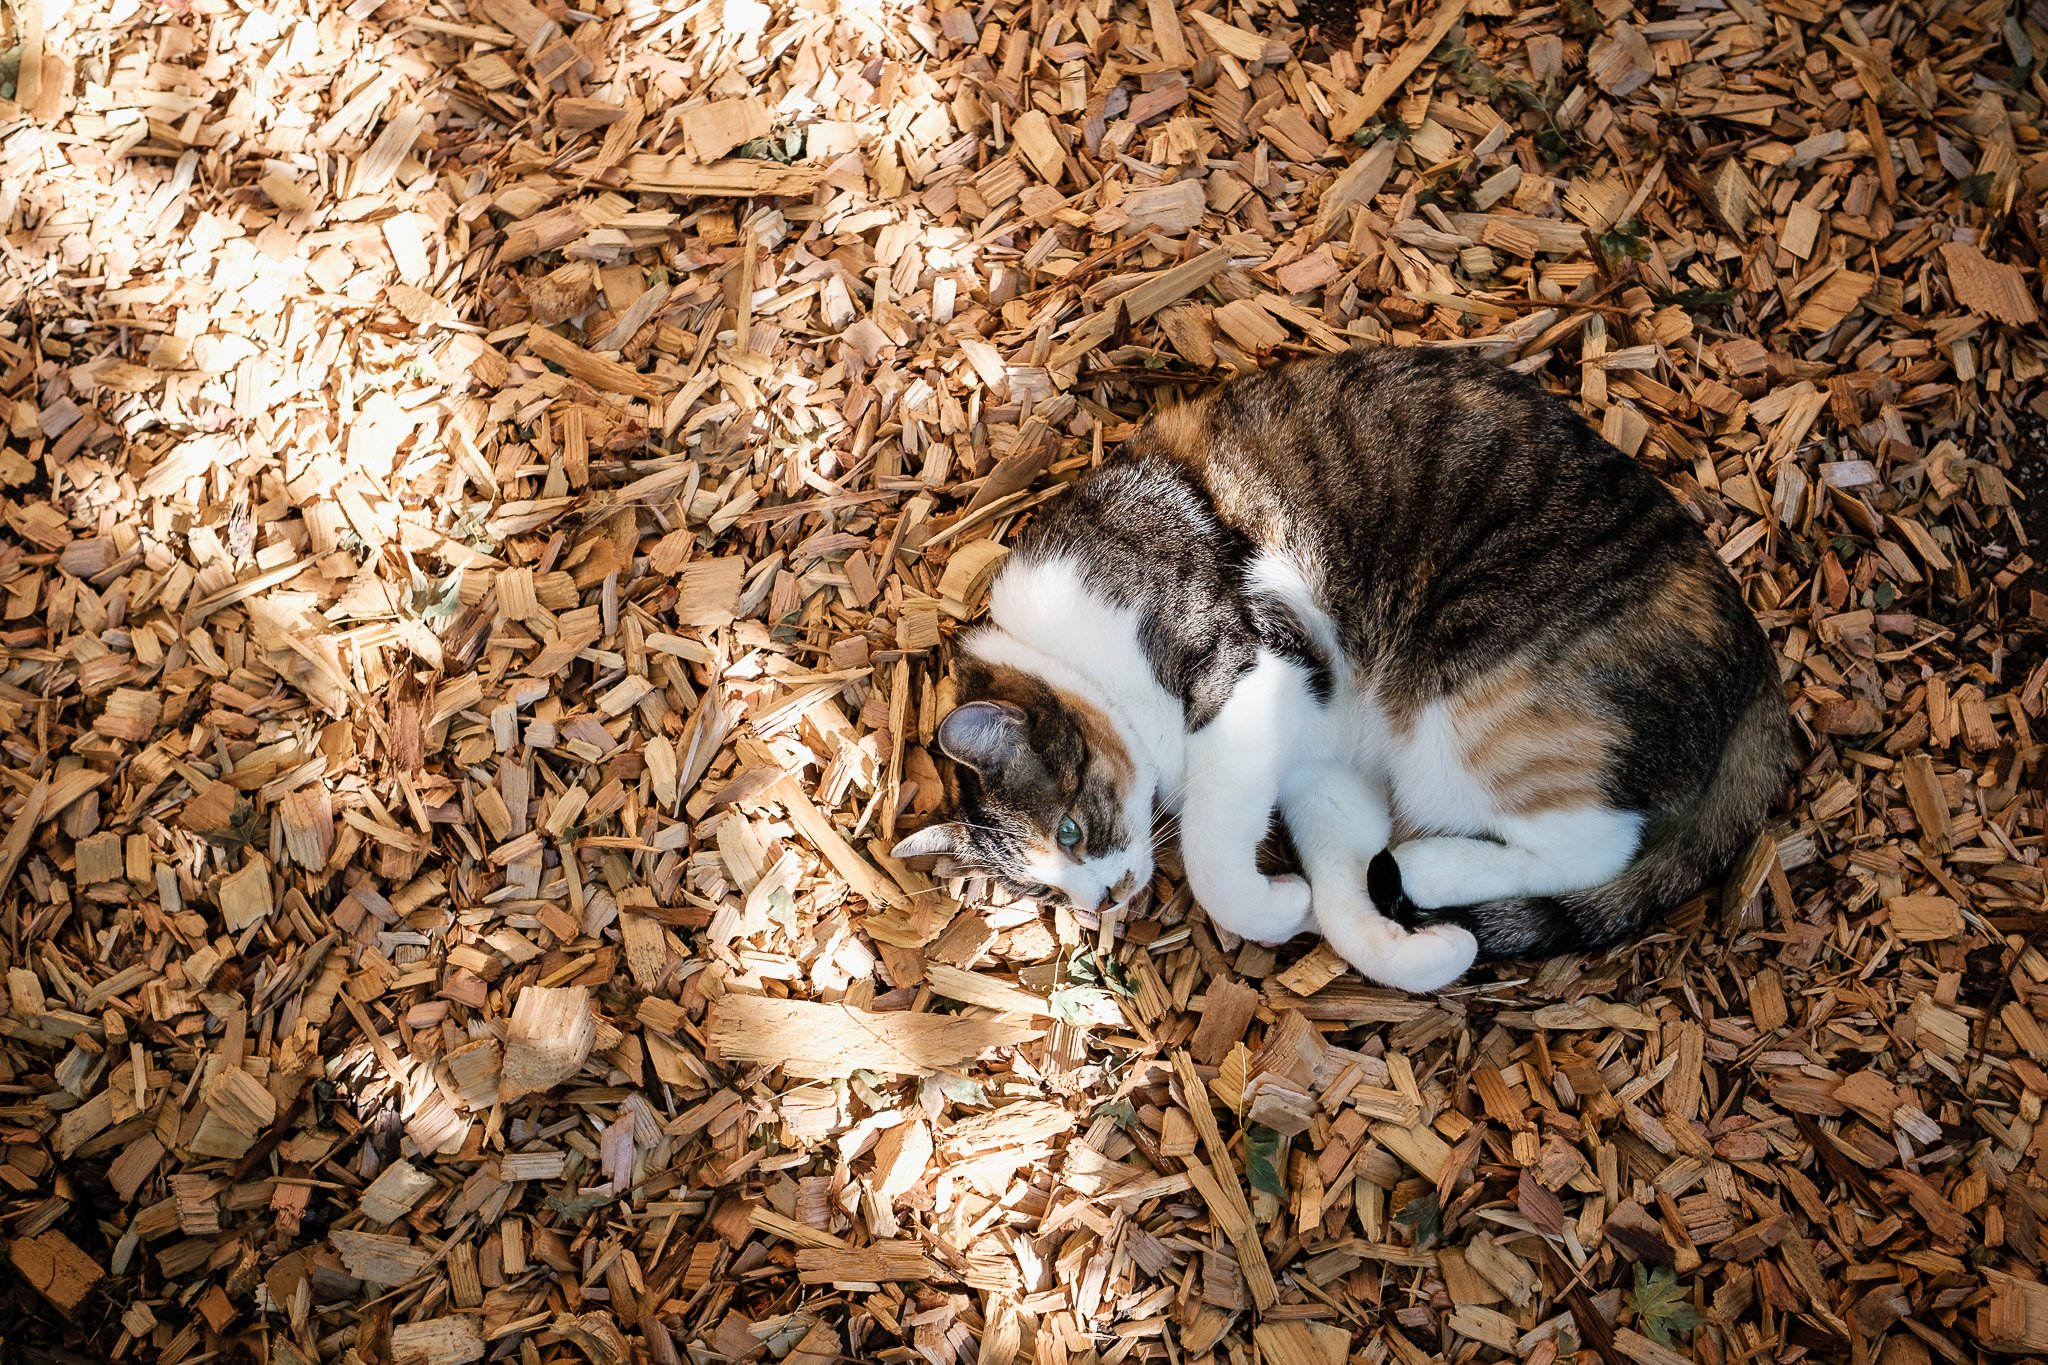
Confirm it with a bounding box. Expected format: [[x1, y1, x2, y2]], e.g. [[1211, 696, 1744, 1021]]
[[936, 700, 1029, 773], [890, 823, 968, 862]]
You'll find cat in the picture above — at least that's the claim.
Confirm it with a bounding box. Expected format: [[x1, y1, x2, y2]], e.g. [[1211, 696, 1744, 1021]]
[[890, 346, 1791, 993]]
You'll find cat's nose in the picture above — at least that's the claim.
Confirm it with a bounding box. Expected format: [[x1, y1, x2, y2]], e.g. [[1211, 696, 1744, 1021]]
[[1100, 872, 1138, 911]]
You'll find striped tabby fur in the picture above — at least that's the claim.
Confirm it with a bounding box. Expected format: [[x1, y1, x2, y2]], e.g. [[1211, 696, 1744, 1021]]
[[892, 347, 1792, 992]]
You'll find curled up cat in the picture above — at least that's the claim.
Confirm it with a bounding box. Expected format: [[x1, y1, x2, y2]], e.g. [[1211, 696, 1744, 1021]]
[[890, 347, 1793, 993]]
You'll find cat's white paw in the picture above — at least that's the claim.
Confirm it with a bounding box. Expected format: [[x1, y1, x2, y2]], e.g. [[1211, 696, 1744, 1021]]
[[1325, 911, 1478, 994], [1250, 874, 1314, 945], [1197, 871, 1314, 944], [1368, 923, 1479, 993], [1389, 838, 1484, 910]]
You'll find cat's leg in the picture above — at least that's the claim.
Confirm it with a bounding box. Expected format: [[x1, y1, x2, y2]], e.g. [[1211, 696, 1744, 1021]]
[[1282, 765, 1478, 993], [1179, 655, 1317, 944], [1278, 762, 1391, 894], [1390, 807, 1644, 910]]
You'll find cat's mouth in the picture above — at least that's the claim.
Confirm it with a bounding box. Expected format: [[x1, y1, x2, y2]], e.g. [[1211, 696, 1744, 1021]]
[[1001, 863, 1149, 915], [1097, 870, 1141, 913]]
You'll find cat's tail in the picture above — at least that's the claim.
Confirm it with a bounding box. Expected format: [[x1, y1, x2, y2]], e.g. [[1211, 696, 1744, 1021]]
[[1375, 688, 1795, 963]]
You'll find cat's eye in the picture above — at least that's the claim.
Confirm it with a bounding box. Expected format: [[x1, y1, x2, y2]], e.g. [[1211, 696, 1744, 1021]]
[[1056, 817, 1082, 850]]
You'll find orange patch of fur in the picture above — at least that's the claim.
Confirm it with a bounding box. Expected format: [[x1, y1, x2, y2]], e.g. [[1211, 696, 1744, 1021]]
[[1452, 668, 1619, 816], [1140, 393, 1309, 554], [1142, 400, 1212, 464], [1062, 686, 1136, 788]]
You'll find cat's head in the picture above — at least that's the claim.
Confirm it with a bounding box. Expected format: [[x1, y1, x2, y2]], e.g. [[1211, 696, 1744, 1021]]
[[890, 662, 1154, 912]]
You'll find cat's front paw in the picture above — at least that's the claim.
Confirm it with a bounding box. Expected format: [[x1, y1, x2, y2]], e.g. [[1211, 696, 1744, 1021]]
[[1385, 837, 1486, 911], [1333, 912, 1478, 994], [1249, 874, 1314, 945], [1193, 870, 1314, 944], [1370, 924, 1478, 994]]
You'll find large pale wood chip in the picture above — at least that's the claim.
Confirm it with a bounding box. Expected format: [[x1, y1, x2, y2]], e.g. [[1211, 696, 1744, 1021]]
[[1942, 240, 2040, 325], [1172, 1051, 1277, 1308], [1187, 977, 1259, 1064], [332, 1229, 435, 1286], [1186, 9, 1267, 62], [501, 985, 597, 1098], [1312, 139, 1398, 241], [1886, 893, 1964, 942], [795, 1242, 942, 1284], [765, 773, 906, 909], [619, 155, 827, 197], [360, 1159, 437, 1224], [473, 0, 558, 46], [1613, 1328, 1694, 1365], [1980, 1273, 2048, 1353], [708, 995, 1041, 1079], [390, 1316, 486, 1365], [1117, 246, 1230, 323], [1009, 110, 1067, 182], [524, 327, 670, 401], [937, 1100, 1075, 1157], [681, 97, 772, 161], [1330, 0, 1471, 139], [924, 962, 1051, 1016]]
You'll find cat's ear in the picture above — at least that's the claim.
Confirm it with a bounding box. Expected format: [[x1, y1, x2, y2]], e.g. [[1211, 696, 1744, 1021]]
[[890, 823, 968, 862], [936, 700, 1029, 773]]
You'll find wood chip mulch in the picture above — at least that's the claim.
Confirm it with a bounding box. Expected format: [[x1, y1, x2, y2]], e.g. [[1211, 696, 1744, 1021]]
[[4, 0, 2048, 1360]]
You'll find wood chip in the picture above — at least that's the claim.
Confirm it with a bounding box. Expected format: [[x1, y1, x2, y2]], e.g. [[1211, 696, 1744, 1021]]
[[1942, 241, 2041, 326], [708, 995, 1041, 1078], [500, 985, 597, 1099]]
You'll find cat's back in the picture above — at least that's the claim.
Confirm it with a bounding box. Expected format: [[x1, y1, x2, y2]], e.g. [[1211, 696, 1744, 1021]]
[[1134, 345, 1665, 550], [1132, 346, 1773, 730]]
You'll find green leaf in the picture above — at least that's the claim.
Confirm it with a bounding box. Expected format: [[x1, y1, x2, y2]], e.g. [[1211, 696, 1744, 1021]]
[[1392, 1190, 1443, 1248], [1562, 0, 1607, 36], [1349, 118, 1412, 147], [1244, 1125, 1285, 1202], [1598, 217, 1652, 264], [736, 127, 808, 163], [404, 569, 464, 622], [1505, 77, 1561, 113], [453, 501, 498, 551], [1629, 1265, 1704, 1347], [922, 1073, 988, 1108], [1092, 1097, 1137, 1126], [1048, 984, 1120, 1027], [1655, 285, 1738, 311], [546, 1188, 618, 1221], [1062, 948, 1133, 997], [228, 801, 264, 848]]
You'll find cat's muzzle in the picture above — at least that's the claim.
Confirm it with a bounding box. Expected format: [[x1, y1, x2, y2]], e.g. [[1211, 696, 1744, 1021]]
[[1097, 871, 1142, 914]]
